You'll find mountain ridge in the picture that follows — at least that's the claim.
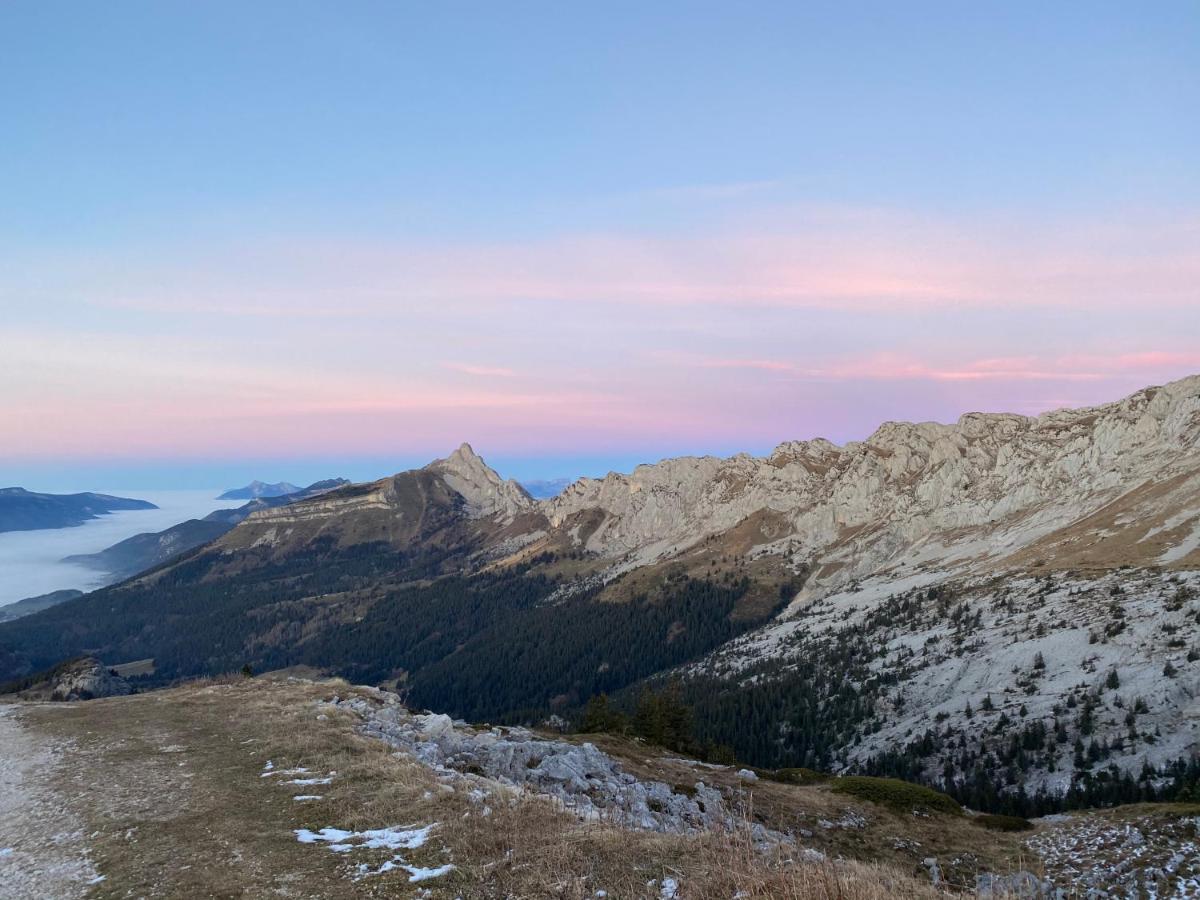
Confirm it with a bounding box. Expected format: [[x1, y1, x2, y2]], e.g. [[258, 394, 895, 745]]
[[218, 480, 302, 500], [96, 372, 1200, 615], [538, 373, 1200, 600], [1, 374, 1197, 811], [0, 489, 158, 533], [63, 478, 352, 580]]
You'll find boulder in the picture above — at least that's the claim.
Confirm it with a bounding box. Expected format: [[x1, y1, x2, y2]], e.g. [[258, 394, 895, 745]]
[[50, 658, 132, 702]]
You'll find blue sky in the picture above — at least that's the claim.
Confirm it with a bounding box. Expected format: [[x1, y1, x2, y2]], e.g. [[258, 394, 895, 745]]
[[5, 1, 1196, 239], [1, 2, 1197, 491]]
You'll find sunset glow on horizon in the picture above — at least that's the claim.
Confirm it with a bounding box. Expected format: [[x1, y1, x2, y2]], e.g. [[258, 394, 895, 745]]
[[2, 2, 1197, 487]]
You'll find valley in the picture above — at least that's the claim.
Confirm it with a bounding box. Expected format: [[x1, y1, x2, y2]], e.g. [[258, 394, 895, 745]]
[[0, 490, 231, 609]]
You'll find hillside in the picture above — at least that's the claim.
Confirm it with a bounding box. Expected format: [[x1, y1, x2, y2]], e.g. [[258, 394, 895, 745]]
[[63, 478, 351, 580], [0, 489, 157, 533], [540, 372, 1200, 588], [6, 674, 1197, 897], [0, 590, 83, 624], [0, 376, 1197, 812]]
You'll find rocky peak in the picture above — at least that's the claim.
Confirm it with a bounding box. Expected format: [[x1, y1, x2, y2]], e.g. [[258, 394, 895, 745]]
[[540, 374, 1200, 593], [426, 442, 533, 523]]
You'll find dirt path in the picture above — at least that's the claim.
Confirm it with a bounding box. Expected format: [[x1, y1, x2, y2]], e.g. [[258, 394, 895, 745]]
[[0, 704, 98, 899], [11, 683, 364, 899]]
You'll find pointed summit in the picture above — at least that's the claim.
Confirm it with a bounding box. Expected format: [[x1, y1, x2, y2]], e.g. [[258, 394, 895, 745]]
[[429, 442, 492, 481], [447, 441, 482, 466], [427, 443, 532, 522]]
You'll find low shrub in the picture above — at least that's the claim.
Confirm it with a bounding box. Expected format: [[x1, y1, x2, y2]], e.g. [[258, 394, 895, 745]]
[[830, 776, 961, 816], [975, 813, 1033, 832]]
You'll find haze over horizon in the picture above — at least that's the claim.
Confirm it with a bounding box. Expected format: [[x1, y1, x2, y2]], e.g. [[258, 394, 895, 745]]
[[3, 2, 1197, 490]]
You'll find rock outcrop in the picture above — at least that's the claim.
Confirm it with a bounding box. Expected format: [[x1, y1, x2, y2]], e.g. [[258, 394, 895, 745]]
[[49, 658, 131, 702], [333, 691, 790, 846]]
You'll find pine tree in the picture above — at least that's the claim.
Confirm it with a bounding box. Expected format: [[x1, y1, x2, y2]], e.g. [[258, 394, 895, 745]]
[[581, 693, 624, 733]]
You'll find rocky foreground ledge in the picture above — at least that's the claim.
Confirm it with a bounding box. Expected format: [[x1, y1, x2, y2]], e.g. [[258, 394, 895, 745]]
[[3, 675, 1199, 896], [333, 691, 793, 845]]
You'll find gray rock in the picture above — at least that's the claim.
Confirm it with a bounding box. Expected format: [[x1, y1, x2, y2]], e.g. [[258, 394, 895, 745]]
[[923, 857, 941, 886], [49, 658, 131, 702], [334, 693, 795, 844], [976, 871, 1064, 899]]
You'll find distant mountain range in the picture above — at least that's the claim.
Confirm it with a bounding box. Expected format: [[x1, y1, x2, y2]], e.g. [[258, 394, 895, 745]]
[[0, 488, 156, 533], [519, 478, 574, 499], [65, 478, 350, 581], [218, 480, 302, 500]]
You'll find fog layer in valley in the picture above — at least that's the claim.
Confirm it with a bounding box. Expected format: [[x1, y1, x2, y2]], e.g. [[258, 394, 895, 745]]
[[0, 490, 229, 607]]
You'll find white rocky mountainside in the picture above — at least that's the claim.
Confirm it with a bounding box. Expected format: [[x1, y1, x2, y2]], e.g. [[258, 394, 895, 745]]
[[425, 442, 534, 523], [542, 373, 1200, 598], [210, 375, 1199, 599], [698, 566, 1200, 792]]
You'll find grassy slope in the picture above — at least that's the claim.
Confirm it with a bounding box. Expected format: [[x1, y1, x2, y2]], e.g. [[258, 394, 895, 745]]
[[6, 677, 950, 898]]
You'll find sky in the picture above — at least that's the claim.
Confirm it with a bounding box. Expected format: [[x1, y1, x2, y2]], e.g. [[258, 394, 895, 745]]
[[2, 1, 1197, 490]]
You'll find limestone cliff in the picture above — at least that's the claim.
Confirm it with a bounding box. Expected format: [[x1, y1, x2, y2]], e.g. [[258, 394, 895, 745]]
[[541, 374, 1200, 599], [189, 374, 1200, 605]]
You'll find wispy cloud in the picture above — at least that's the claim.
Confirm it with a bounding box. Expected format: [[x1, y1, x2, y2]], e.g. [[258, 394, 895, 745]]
[[692, 351, 1200, 384], [23, 207, 1193, 320], [2, 206, 1197, 463], [444, 363, 518, 377]]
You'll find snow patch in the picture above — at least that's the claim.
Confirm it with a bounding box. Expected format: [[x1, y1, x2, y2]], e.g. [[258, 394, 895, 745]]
[[295, 824, 448, 882], [286, 774, 333, 785], [404, 863, 455, 882]]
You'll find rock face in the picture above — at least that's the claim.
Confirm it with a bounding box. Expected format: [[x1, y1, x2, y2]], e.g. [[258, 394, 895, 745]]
[[185, 374, 1200, 604], [333, 692, 789, 845], [425, 443, 533, 523], [542, 374, 1200, 596], [49, 658, 131, 702], [701, 567, 1200, 793]]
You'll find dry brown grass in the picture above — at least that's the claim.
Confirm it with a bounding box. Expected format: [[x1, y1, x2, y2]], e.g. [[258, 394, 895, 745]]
[[14, 677, 967, 897], [443, 802, 941, 899], [244, 679, 942, 897], [572, 732, 1029, 890]]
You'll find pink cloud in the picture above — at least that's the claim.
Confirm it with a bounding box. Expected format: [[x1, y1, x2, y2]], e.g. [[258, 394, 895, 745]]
[[53, 208, 1197, 318], [444, 363, 518, 377], [682, 350, 1200, 387], [3, 205, 1197, 464]]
